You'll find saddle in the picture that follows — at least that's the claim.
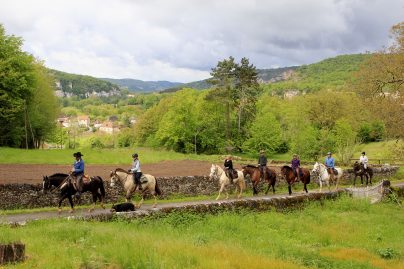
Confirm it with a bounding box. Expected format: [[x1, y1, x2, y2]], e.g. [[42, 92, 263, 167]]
[[293, 169, 303, 177], [83, 175, 92, 184], [140, 174, 148, 183]]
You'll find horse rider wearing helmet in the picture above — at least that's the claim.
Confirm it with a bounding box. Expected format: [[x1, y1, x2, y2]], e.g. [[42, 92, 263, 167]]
[[71, 152, 84, 198], [325, 152, 335, 182], [129, 153, 143, 190], [359, 152, 368, 171], [258, 150, 267, 180]]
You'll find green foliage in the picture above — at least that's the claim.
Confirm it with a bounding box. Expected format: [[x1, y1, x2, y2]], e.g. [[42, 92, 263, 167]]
[[377, 247, 398, 259], [0, 24, 58, 148], [332, 118, 358, 165], [358, 121, 385, 143], [243, 111, 282, 154], [117, 128, 136, 148]]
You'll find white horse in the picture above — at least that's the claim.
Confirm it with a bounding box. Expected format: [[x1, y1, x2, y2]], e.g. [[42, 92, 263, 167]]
[[109, 168, 161, 208], [209, 164, 246, 200], [312, 162, 343, 192]]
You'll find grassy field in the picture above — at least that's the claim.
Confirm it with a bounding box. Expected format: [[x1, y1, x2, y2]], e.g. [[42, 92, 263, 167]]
[[0, 140, 401, 165], [0, 195, 402, 268], [0, 147, 220, 165]]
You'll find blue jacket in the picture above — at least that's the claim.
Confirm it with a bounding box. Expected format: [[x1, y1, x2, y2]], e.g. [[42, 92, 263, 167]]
[[73, 159, 85, 173], [325, 157, 335, 168]]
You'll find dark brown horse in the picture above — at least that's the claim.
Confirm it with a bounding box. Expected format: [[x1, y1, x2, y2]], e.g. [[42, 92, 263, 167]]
[[43, 173, 105, 213], [353, 161, 373, 186], [280, 166, 310, 195], [242, 165, 276, 195]]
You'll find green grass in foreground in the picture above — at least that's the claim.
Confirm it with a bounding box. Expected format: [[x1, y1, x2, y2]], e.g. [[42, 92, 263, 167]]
[[0, 195, 403, 269]]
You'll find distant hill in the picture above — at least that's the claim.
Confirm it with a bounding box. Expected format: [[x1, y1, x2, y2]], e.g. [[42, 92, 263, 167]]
[[161, 66, 299, 93], [49, 54, 370, 97], [100, 78, 183, 92], [264, 54, 370, 93], [49, 69, 121, 98]]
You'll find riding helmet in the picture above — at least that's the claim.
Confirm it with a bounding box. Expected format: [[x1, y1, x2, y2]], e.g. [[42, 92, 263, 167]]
[[132, 153, 138, 158]]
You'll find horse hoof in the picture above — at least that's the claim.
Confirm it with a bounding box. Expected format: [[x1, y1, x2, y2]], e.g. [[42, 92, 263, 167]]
[[153, 204, 157, 208]]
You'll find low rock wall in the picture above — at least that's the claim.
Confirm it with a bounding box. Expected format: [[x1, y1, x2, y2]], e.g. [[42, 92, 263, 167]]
[[0, 166, 399, 210]]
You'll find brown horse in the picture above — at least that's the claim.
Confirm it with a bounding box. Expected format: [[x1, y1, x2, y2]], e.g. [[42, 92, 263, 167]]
[[281, 166, 310, 195], [353, 161, 373, 186], [242, 165, 276, 195]]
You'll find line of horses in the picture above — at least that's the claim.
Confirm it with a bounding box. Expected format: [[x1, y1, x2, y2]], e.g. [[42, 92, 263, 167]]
[[42, 162, 372, 213]]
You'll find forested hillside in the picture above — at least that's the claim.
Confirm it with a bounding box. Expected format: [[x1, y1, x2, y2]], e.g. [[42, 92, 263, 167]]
[[263, 54, 370, 93], [100, 78, 182, 92], [49, 69, 122, 98]]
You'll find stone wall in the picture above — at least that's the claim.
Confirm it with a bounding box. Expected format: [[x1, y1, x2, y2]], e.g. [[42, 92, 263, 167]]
[[0, 166, 399, 210]]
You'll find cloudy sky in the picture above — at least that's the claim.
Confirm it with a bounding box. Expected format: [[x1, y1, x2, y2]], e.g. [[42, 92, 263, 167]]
[[1, 0, 403, 82]]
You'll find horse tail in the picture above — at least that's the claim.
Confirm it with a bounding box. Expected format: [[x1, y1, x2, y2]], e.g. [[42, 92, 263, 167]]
[[154, 178, 162, 196], [97, 176, 106, 198]]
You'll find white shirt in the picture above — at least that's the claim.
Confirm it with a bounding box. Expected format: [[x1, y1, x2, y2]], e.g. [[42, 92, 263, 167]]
[[359, 155, 368, 165], [130, 159, 141, 172]]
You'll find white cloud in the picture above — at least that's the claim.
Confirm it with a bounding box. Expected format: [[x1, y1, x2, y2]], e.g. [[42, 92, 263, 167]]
[[0, 0, 402, 82]]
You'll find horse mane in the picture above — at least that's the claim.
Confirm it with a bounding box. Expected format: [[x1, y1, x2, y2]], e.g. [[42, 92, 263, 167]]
[[282, 165, 292, 171], [244, 164, 258, 168], [115, 168, 129, 174], [49, 173, 69, 178]]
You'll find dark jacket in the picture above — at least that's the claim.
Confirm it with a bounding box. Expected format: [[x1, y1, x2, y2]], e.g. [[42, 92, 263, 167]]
[[258, 155, 267, 166], [224, 159, 233, 170]]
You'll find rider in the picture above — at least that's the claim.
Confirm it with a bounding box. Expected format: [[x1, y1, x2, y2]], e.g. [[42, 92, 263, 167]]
[[359, 151, 368, 170], [71, 152, 84, 198], [224, 155, 235, 183], [129, 153, 143, 190], [291, 154, 301, 182], [258, 150, 267, 180], [324, 152, 335, 182]]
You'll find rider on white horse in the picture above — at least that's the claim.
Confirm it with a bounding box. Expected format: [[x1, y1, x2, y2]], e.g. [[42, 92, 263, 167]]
[[224, 155, 237, 184], [325, 152, 335, 182]]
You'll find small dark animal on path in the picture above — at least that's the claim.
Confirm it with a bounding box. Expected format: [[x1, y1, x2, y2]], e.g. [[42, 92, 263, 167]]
[[111, 202, 135, 212]]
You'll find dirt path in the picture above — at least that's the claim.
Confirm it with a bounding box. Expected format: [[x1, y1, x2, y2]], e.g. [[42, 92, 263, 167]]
[[0, 160, 215, 184]]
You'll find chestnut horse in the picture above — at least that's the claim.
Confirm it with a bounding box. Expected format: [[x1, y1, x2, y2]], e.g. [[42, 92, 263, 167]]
[[280, 166, 311, 195], [242, 165, 276, 195]]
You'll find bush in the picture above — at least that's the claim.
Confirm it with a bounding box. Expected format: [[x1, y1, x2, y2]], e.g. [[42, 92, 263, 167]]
[[117, 130, 136, 148], [89, 137, 104, 149]]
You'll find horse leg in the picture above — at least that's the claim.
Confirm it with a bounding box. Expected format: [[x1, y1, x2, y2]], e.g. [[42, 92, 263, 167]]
[[237, 182, 243, 198], [265, 181, 271, 195], [88, 193, 97, 212], [253, 181, 258, 195], [353, 175, 357, 186], [304, 183, 308, 193], [137, 194, 145, 208], [67, 195, 74, 213], [216, 183, 225, 200], [288, 184, 292, 195], [98, 192, 105, 209]]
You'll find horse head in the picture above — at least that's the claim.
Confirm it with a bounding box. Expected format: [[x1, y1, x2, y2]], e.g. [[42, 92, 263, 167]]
[[209, 164, 218, 179], [311, 162, 320, 174], [109, 170, 119, 187], [42, 176, 50, 194]]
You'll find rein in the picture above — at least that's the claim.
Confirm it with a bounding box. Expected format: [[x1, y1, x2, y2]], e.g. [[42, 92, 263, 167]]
[[49, 175, 71, 193]]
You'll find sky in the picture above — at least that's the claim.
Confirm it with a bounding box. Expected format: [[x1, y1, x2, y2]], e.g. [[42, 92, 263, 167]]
[[0, 0, 403, 83]]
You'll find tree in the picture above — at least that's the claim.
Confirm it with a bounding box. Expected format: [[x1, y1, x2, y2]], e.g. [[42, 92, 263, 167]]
[[332, 119, 358, 165], [0, 24, 58, 148], [242, 111, 282, 155], [209, 56, 260, 151], [353, 22, 404, 138]]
